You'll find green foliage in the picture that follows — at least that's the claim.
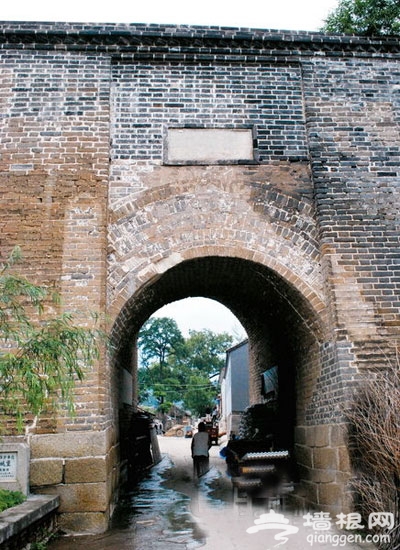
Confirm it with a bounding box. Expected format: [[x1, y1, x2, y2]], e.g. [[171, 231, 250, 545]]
[[321, 0, 400, 36], [0, 488, 26, 512], [138, 317, 184, 371], [0, 247, 103, 431], [183, 371, 217, 416], [138, 317, 233, 416], [181, 329, 233, 377]]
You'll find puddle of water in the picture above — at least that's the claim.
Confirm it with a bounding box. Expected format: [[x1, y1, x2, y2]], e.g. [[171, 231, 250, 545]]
[[200, 466, 233, 508]]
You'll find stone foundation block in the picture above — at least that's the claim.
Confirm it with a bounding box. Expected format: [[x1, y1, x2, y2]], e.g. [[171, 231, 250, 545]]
[[338, 446, 350, 472], [58, 511, 109, 535], [30, 459, 64, 487], [313, 425, 330, 447], [330, 423, 347, 447], [313, 447, 337, 470], [318, 483, 343, 506], [311, 468, 336, 484], [65, 457, 107, 484], [30, 430, 108, 459], [107, 443, 119, 476], [302, 425, 331, 448], [295, 444, 312, 469], [58, 482, 108, 513]]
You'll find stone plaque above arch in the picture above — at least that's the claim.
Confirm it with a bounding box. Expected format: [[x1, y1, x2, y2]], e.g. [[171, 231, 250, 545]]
[[165, 127, 255, 165]]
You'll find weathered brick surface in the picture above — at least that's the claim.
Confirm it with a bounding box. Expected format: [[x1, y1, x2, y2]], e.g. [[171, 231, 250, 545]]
[[0, 22, 399, 531]]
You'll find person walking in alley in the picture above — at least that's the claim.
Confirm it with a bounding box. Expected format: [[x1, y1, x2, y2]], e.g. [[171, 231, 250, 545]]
[[191, 422, 211, 479]]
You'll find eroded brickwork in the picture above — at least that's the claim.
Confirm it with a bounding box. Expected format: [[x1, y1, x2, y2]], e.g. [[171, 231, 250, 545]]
[[0, 50, 111, 433], [0, 22, 399, 532]]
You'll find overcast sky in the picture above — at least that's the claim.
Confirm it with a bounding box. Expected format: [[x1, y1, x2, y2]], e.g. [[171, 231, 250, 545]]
[[1, 0, 339, 31], [0, 0, 339, 338], [153, 298, 247, 340]]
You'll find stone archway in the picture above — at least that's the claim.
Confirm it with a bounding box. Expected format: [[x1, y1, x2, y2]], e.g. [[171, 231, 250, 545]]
[[105, 160, 355, 517], [107, 164, 324, 319], [108, 249, 349, 516]]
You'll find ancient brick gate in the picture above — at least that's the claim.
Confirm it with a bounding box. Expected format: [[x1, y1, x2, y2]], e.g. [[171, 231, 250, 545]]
[[0, 22, 399, 534]]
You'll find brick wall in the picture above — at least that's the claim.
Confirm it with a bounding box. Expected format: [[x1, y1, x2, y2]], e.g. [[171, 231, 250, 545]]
[[0, 48, 111, 429], [110, 62, 307, 164], [305, 57, 400, 342]]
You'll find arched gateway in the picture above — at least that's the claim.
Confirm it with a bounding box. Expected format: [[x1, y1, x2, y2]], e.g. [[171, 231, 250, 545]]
[[0, 22, 399, 534]]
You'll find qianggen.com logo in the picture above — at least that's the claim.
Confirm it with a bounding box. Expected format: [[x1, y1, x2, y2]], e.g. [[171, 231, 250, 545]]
[[246, 509, 394, 547], [304, 511, 393, 547]]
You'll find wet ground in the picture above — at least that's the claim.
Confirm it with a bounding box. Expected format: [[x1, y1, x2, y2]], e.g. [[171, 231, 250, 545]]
[[48, 436, 376, 550]]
